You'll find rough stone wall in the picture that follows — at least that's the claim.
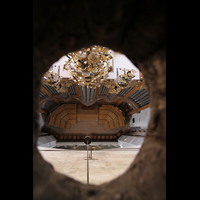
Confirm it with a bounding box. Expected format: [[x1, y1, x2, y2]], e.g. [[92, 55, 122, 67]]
[[33, 0, 166, 199]]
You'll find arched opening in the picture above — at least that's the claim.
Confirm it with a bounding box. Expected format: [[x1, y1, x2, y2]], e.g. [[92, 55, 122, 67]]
[[37, 46, 151, 185], [33, 0, 166, 199]]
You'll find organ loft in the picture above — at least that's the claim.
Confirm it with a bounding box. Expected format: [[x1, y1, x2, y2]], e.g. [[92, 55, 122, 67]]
[[39, 45, 150, 141]]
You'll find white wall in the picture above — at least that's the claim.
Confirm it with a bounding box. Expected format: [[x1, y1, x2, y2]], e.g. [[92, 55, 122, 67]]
[[130, 107, 151, 130]]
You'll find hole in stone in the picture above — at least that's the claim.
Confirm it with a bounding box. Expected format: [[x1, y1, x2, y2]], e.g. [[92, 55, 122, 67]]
[[37, 45, 151, 185]]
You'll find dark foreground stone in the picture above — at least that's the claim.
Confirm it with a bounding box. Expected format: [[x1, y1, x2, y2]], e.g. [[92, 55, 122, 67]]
[[33, 0, 166, 199]]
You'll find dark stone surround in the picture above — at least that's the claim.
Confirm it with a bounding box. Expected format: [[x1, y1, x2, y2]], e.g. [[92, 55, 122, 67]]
[[33, 0, 166, 199]]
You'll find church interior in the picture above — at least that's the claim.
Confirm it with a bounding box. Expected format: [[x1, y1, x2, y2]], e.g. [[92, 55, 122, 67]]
[[33, 0, 166, 199], [37, 48, 151, 185]]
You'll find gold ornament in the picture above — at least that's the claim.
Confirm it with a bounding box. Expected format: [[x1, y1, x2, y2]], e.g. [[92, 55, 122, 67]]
[[53, 78, 75, 93], [41, 70, 60, 87], [101, 79, 122, 94], [116, 68, 137, 87], [63, 45, 113, 87]]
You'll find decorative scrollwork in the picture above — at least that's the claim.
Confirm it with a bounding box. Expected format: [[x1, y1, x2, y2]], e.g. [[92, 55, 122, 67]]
[[101, 79, 122, 94], [63, 45, 113, 87], [41, 70, 60, 87], [53, 79, 75, 93], [41, 45, 146, 106], [116, 68, 137, 87]]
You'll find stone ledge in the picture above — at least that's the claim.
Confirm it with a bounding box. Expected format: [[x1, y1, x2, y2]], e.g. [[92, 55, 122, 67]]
[[118, 135, 144, 148], [37, 135, 57, 148]]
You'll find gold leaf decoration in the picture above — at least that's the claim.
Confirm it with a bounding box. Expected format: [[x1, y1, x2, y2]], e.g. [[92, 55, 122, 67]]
[[63, 45, 113, 87], [54, 79, 75, 93], [101, 79, 122, 94]]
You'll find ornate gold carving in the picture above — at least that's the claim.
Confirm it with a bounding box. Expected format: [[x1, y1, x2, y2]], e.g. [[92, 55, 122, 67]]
[[101, 79, 122, 94], [116, 68, 137, 87], [41, 45, 147, 104], [41, 70, 59, 86], [129, 79, 147, 90], [101, 78, 146, 94], [53, 79, 74, 93], [63, 45, 113, 87]]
